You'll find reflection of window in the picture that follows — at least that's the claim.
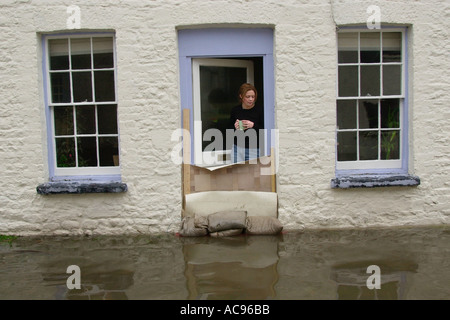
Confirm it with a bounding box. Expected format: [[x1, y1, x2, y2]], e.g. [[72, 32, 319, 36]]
[[46, 35, 120, 176], [334, 269, 407, 300], [336, 30, 405, 171], [331, 262, 417, 300]]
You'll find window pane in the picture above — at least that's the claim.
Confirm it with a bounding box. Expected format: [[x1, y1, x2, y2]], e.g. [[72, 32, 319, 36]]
[[381, 99, 400, 128], [98, 104, 118, 134], [338, 33, 358, 63], [359, 131, 378, 160], [72, 72, 93, 102], [71, 38, 91, 70], [338, 66, 358, 97], [99, 137, 119, 166], [383, 32, 402, 62], [383, 65, 402, 95], [55, 137, 76, 167], [77, 137, 97, 167], [54, 106, 74, 136], [360, 32, 380, 63], [359, 100, 378, 129], [93, 37, 114, 69], [94, 71, 115, 102], [381, 130, 400, 160], [337, 100, 357, 129], [51, 73, 71, 103], [336, 31, 404, 167], [337, 131, 357, 161], [76, 105, 95, 134], [49, 39, 69, 70], [199, 65, 246, 151], [360, 65, 380, 96]]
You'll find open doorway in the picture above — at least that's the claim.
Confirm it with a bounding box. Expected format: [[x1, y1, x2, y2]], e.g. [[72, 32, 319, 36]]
[[178, 28, 275, 195], [192, 57, 264, 166]]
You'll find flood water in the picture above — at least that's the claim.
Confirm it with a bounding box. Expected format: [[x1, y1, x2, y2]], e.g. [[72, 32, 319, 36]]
[[0, 225, 449, 300]]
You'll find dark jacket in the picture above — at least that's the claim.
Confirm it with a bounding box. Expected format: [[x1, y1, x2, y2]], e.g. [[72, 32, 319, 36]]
[[229, 104, 264, 149]]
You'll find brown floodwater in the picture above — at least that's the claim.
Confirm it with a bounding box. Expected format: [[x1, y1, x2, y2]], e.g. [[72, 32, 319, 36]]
[[0, 225, 449, 300]]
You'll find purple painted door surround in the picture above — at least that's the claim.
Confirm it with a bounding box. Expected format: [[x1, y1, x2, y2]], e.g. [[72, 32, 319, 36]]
[[178, 27, 275, 163]]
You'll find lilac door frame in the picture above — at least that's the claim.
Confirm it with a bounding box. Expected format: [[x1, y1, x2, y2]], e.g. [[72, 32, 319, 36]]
[[177, 28, 275, 164]]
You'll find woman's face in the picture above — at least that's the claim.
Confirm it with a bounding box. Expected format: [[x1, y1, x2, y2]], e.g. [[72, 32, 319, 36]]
[[241, 90, 256, 108]]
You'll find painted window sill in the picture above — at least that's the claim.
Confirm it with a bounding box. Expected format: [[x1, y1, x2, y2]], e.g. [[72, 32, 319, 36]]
[[331, 174, 420, 189], [36, 181, 128, 195]]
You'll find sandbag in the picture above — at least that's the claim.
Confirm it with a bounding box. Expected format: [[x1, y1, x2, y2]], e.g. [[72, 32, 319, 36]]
[[245, 216, 283, 235], [208, 210, 247, 233], [184, 191, 278, 218], [194, 214, 208, 229], [179, 216, 208, 237], [210, 229, 244, 237]]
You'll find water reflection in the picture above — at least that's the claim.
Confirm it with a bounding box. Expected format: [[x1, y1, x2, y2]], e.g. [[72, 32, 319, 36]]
[[45, 267, 134, 300], [0, 226, 448, 300], [181, 235, 281, 299], [331, 260, 417, 300]]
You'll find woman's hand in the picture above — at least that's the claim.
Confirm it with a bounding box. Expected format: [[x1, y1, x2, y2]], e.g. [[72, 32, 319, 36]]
[[242, 120, 254, 129], [235, 119, 254, 129]]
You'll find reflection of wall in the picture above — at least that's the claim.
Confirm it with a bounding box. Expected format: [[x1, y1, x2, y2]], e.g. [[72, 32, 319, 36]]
[[275, 227, 450, 300], [0, 235, 188, 300], [40, 248, 135, 300], [57, 270, 134, 300], [181, 235, 281, 300], [1, 226, 448, 300]]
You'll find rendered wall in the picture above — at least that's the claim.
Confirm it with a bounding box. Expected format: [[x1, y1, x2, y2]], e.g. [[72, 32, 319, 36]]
[[0, 0, 448, 235]]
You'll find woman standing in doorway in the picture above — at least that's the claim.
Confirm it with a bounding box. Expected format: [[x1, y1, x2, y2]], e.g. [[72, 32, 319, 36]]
[[230, 83, 264, 163]]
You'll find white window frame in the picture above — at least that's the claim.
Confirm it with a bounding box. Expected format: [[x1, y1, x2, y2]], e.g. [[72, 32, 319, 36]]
[[192, 58, 254, 167], [44, 33, 120, 177], [336, 28, 406, 172]]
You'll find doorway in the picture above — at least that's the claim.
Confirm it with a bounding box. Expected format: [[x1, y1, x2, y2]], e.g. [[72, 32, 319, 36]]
[[192, 57, 264, 166], [178, 28, 275, 195]]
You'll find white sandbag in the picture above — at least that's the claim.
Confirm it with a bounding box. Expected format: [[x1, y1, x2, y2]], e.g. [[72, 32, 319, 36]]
[[208, 210, 247, 233], [179, 216, 208, 237], [194, 214, 208, 229], [185, 191, 278, 218], [209, 229, 244, 237], [245, 216, 283, 235]]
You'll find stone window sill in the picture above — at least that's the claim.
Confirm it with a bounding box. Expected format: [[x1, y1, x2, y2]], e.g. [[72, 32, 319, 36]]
[[331, 174, 420, 189], [37, 181, 128, 195]]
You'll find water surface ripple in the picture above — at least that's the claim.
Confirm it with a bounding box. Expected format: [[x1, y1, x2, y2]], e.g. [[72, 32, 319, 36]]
[[0, 225, 448, 300]]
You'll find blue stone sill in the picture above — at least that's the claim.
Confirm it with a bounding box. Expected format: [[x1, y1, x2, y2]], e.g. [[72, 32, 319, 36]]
[[37, 181, 128, 195], [331, 174, 420, 189]]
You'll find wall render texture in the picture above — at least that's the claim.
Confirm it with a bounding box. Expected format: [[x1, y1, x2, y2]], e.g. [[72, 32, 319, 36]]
[[0, 0, 448, 235]]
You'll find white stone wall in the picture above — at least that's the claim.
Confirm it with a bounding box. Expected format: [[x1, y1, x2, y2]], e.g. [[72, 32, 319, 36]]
[[0, 0, 448, 235]]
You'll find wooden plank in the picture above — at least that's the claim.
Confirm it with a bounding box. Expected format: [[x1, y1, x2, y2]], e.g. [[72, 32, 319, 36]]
[[270, 147, 276, 192], [183, 109, 191, 196]]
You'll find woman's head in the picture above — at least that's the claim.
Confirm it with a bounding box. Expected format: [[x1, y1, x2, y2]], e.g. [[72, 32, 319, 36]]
[[238, 83, 257, 108]]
